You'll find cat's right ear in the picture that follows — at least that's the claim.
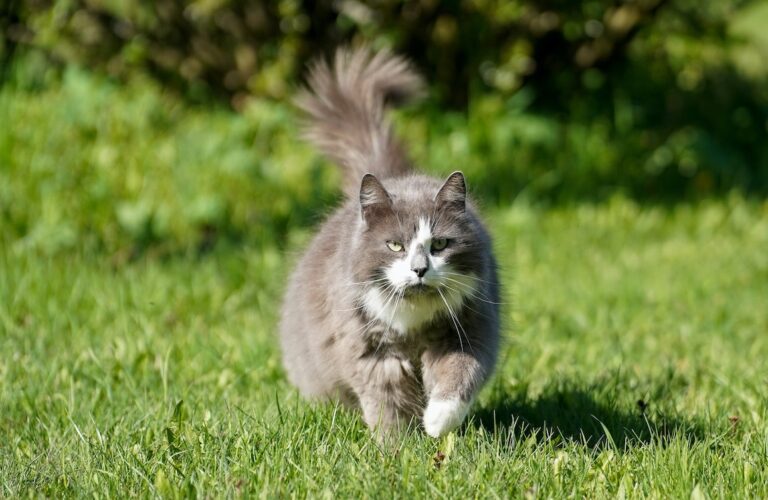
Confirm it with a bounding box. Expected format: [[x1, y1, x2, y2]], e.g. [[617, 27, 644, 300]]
[[359, 174, 392, 223], [435, 171, 466, 212]]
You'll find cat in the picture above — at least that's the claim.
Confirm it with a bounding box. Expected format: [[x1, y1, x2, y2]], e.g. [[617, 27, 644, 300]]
[[279, 47, 500, 437]]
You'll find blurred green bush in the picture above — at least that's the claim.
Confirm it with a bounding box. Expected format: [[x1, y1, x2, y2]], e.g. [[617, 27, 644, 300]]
[[0, 66, 340, 257], [2, 0, 768, 256], [3, 0, 768, 199]]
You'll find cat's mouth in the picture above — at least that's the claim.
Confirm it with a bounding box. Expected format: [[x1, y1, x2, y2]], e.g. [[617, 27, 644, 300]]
[[402, 283, 436, 297]]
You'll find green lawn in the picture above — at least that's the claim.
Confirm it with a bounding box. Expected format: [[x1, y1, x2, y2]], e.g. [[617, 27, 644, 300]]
[[2, 70, 768, 497]]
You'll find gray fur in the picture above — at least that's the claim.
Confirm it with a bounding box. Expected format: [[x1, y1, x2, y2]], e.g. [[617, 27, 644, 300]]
[[281, 47, 500, 436], [295, 47, 424, 197]]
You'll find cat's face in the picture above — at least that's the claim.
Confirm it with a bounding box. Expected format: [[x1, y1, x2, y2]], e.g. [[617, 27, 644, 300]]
[[353, 172, 486, 334]]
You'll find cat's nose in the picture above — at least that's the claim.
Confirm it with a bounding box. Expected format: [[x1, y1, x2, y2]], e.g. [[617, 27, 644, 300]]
[[412, 265, 428, 278], [411, 244, 429, 277]]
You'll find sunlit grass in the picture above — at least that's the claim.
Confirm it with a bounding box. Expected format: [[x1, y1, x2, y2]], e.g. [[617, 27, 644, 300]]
[[2, 196, 767, 496]]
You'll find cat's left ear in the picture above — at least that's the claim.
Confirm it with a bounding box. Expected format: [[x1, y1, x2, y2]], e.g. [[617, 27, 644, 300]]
[[435, 171, 466, 212], [359, 173, 392, 223]]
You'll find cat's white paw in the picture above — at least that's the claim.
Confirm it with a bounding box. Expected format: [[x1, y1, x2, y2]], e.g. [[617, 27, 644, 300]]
[[423, 398, 470, 438]]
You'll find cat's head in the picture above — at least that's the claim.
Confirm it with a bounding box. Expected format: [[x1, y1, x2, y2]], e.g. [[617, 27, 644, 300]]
[[353, 172, 488, 333]]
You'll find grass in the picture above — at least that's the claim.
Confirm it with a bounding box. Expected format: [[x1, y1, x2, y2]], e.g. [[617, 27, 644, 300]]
[[3, 198, 767, 497], [2, 67, 768, 497]]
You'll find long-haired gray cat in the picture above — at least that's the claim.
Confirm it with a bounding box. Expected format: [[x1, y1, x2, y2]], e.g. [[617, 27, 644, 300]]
[[280, 47, 500, 437]]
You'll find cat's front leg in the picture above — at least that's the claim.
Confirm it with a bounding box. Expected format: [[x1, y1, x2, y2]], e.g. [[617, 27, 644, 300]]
[[353, 356, 423, 435], [421, 348, 491, 437]]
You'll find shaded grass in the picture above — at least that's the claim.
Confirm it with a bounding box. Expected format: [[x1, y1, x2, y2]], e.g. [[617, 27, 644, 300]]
[[2, 197, 768, 497]]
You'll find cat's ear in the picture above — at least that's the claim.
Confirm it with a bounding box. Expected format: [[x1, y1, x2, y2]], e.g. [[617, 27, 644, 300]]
[[435, 171, 466, 212], [359, 173, 392, 222]]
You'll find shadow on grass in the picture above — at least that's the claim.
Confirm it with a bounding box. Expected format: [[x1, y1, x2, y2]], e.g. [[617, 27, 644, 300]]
[[471, 384, 707, 451]]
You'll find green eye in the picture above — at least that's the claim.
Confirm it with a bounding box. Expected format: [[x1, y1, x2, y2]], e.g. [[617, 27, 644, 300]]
[[431, 238, 448, 251], [386, 241, 404, 252]]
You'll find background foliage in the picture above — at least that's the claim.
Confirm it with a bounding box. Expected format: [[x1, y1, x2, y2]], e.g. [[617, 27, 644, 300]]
[[3, 0, 768, 255], [5, 1, 768, 200]]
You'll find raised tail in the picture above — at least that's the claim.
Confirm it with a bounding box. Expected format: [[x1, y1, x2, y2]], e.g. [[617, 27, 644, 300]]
[[295, 46, 424, 197]]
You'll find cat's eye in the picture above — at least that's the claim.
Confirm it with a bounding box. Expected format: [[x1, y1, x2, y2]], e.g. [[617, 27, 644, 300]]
[[431, 238, 448, 252], [386, 241, 404, 252]]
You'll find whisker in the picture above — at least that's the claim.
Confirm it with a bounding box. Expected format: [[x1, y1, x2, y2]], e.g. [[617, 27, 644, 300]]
[[437, 289, 463, 353], [441, 277, 507, 305], [373, 288, 404, 358], [441, 278, 493, 302], [437, 288, 472, 354], [387, 290, 404, 333], [332, 304, 367, 312], [437, 282, 494, 319], [331, 282, 395, 312], [445, 278, 504, 303], [348, 278, 390, 286], [443, 271, 498, 288], [442, 271, 498, 286], [349, 286, 399, 336], [445, 293, 473, 352]]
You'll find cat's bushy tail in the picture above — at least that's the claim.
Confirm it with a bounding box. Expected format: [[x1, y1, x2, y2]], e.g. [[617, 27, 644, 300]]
[[295, 46, 424, 197]]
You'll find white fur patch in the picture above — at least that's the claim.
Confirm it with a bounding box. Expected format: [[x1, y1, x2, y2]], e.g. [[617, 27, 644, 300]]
[[414, 217, 432, 249], [362, 287, 444, 334], [423, 397, 470, 437]]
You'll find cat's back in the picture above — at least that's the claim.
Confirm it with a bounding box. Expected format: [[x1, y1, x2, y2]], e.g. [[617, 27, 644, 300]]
[[278, 201, 358, 396]]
